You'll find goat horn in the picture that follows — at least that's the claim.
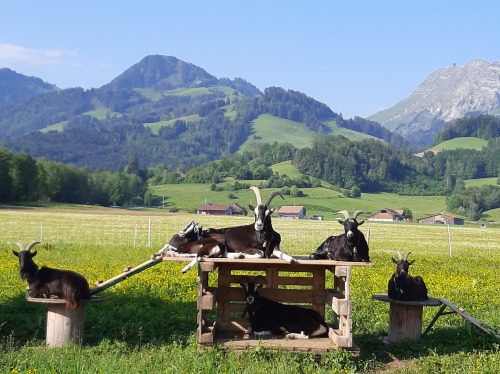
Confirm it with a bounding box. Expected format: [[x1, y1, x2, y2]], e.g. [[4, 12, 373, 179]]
[[26, 241, 41, 251], [404, 252, 412, 261], [396, 251, 403, 260], [265, 191, 284, 207], [15, 242, 25, 251], [352, 210, 364, 220], [249, 186, 262, 206], [336, 210, 350, 220]]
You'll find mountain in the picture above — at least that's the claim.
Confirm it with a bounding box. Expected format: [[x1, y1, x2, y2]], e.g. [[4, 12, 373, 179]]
[[368, 60, 500, 147], [0, 55, 399, 171], [0, 68, 58, 108]]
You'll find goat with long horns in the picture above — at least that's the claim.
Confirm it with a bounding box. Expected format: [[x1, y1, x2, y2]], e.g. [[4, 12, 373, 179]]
[[12, 241, 91, 309], [310, 210, 370, 262]]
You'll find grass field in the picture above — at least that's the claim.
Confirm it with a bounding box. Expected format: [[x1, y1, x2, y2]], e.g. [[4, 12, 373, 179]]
[[149, 184, 447, 221], [0, 209, 499, 373], [429, 137, 488, 152]]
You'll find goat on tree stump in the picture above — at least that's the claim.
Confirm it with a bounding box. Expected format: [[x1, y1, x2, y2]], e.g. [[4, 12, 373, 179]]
[[13, 241, 91, 309], [239, 276, 329, 339], [310, 210, 370, 262], [388, 251, 428, 301]]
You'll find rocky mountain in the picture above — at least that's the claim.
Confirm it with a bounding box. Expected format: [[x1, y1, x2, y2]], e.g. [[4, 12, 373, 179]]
[[368, 60, 500, 147], [0, 68, 58, 108]]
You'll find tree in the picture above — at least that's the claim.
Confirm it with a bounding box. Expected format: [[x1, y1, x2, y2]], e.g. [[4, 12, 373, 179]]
[[10, 153, 38, 201], [350, 186, 361, 198]]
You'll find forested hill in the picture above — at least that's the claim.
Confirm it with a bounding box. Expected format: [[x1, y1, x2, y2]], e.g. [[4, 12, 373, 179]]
[[0, 55, 404, 171], [0, 68, 58, 109], [432, 115, 500, 145]]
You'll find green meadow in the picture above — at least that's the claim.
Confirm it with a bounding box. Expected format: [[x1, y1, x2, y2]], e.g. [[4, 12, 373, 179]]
[[0, 209, 499, 373]]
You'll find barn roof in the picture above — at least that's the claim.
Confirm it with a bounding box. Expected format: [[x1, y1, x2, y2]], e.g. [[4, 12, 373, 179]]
[[277, 206, 305, 214], [197, 204, 231, 211]]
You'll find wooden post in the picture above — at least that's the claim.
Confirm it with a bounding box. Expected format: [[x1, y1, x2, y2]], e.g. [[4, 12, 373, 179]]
[[27, 296, 104, 347]]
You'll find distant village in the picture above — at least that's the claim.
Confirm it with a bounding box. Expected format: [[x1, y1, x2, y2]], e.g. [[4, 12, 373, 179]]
[[196, 204, 465, 225]]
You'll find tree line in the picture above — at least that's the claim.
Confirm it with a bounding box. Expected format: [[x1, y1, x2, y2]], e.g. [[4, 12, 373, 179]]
[[0, 147, 149, 206]]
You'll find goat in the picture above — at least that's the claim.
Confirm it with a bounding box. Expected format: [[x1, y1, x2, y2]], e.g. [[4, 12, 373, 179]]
[[12, 241, 91, 309], [239, 276, 329, 339], [158, 220, 243, 273], [388, 251, 428, 301], [221, 187, 297, 263], [309, 210, 370, 262]]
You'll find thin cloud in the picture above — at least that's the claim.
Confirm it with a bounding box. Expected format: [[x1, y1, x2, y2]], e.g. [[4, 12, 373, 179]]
[[0, 43, 76, 66]]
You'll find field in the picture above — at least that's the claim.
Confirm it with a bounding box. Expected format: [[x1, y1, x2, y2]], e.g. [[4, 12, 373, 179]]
[[149, 184, 448, 221], [0, 209, 499, 373]]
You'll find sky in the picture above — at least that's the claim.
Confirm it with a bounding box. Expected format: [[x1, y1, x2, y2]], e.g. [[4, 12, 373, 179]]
[[1, 1, 499, 119]]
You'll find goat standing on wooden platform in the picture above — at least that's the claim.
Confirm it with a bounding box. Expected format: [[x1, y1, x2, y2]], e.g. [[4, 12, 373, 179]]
[[388, 251, 428, 301], [240, 276, 329, 339], [221, 187, 297, 264], [12, 241, 91, 309], [310, 210, 370, 262]]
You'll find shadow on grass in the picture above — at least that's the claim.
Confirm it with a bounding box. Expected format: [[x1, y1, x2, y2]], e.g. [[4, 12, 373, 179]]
[[356, 326, 499, 363], [0, 292, 198, 348]]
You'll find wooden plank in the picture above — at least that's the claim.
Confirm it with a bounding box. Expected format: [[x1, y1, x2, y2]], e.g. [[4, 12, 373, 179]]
[[439, 298, 500, 338], [372, 294, 442, 307], [214, 331, 360, 355]]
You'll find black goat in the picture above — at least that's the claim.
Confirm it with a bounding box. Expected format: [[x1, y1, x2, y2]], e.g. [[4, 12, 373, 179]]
[[12, 241, 91, 309], [388, 251, 428, 301], [221, 187, 297, 263], [239, 276, 329, 339], [310, 210, 370, 262], [159, 221, 242, 273]]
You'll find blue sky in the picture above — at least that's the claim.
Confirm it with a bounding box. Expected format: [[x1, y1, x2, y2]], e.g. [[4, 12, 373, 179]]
[[1, 1, 499, 118]]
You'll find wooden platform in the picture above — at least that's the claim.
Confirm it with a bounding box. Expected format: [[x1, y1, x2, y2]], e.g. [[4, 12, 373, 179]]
[[372, 294, 442, 343], [163, 255, 373, 353]]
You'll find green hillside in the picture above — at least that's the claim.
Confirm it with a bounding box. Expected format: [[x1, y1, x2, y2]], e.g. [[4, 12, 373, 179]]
[[238, 114, 374, 152], [464, 177, 498, 187], [430, 137, 488, 152]]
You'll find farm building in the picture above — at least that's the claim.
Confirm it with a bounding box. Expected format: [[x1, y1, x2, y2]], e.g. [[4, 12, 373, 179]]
[[196, 203, 247, 216], [276, 206, 307, 219], [418, 212, 465, 225], [366, 208, 405, 222]]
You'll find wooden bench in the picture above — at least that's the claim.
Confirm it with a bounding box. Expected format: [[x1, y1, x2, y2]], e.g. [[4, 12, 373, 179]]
[[27, 295, 104, 347], [165, 256, 373, 354], [372, 294, 442, 343]]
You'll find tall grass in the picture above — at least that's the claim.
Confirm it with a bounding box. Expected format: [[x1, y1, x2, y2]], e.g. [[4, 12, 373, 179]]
[[1, 210, 499, 373]]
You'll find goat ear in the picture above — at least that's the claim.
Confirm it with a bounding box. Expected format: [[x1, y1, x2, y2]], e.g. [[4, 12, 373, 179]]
[[270, 206, 278, 213], [391, 257, 398, 264], [12, 250, 19, 257], [337, 218, 345, 225], [31, 250, 37, 257], [408, 260, 415, 265], [248, 204, 255, 210], [358, 220, 364, 226]]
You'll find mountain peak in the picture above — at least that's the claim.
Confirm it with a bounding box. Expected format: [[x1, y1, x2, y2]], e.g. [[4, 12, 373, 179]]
[[102, 54, 218, 90], [368, 59, 500, 147]]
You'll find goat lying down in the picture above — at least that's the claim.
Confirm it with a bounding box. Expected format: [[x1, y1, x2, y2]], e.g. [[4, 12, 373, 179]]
[[240, 276, 329, 339], [12, 241, 91, 309], [310, 210, 370, 262], [388, 251, 428, 301], [158, 221, 243, 273]]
